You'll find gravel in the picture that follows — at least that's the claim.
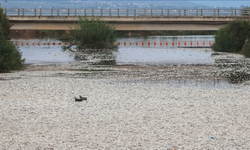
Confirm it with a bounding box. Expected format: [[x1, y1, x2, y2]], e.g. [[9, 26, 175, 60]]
[[1, 63, 250, 149]]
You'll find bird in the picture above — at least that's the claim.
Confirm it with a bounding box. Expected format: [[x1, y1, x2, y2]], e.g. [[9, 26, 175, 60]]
[[79, 95, 87, 100], [75, 97, 83, 102]]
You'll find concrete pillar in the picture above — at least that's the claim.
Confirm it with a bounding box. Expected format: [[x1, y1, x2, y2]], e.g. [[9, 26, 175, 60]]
[[57, 8, 59, 16], [35, 9, 36, 16], [51, 9, 53, 16], [92, 9, 94, 17], [127, 9, 128, 17], [167, 9, 169, 17], [179, 9, 181, 17], [5, 8, 7, 15], [151, 9, 152, 17], [101, 9, 103, 17], [84, 9, 86, 17], [40, 9, 42, 17], [218, 9, 219, 16], [75, 9, 76, 17], [196, 9, 198, 17], [22, 8, 24, 17], [117, 9, 119, 17], [68, 9, 70, 16], [201, 9, 203, 17], [184, 9, 186, 17], [161, 9, 163, 17], [109, 9, 111, 17], [18, 9, 20, 17], [134, 9, 136, 17]]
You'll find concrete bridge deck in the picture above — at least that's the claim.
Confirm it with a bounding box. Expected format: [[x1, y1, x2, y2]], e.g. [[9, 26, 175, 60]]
[[6, 8, 250, 30]]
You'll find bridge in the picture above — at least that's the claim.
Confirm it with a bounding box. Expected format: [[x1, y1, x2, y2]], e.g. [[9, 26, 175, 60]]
[[4, 8, 250, 31]]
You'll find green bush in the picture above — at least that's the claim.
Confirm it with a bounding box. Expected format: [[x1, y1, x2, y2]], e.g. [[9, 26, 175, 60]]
[[212, 26, 234, 52], [212, 19, 250, 53], [0, 6, 25, 73], [0, 41, 25, 73], [71, 17, 116, 49], [0, 7, 12, 40]]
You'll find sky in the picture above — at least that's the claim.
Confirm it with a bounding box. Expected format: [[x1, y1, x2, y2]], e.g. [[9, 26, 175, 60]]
[[190, 1, 250, 7], [0, 0, 250, 8]]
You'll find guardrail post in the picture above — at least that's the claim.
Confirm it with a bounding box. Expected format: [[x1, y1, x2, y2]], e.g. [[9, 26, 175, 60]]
[[167, 9, 169, 17], [18, 9, 20, 17], [161, 9, 163, 17], [196, 9, 198, 17], [101, 9, 103, 17], [92, 9, 94, 17], [68, 9, 70, 16], [5, 8, 7, 15], [117, 9, 119, 17], [84, 9, 86, 17], [218, 9, 219, 16], [235, 9, 236, 16], [35, 9, 36, 16], [201, 9, 203, 17], [127, 9, 129, 17], [109, 9, 111, 17], [134, 9, 136, 17], [51, 9, 53, 16], [75, 9, 76, 17], [40, 9, 42, 17], [22, 8, 24, 17], [179, 9, 181, 17], [184, 9, 186, 17], [150, 9, 152, 17], [57, 8, 59, 16]]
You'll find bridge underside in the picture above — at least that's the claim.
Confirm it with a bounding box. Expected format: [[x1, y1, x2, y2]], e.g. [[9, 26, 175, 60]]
[[10, 22, 225, 31], [9, 16, 247, 31]]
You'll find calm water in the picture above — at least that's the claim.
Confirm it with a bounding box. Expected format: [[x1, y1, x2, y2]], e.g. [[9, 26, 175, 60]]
[[13, 35, 215, 65], [10, 35, 250, 89]]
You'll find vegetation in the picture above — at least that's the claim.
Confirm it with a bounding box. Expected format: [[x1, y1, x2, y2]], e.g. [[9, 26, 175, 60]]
[[0, 6, 25, 73], [212, 19, 250, 55], [116, 30, 217, 37], [70, 17, 116, 49]]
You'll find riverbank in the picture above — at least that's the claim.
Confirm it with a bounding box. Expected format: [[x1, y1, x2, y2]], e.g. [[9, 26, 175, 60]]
[[1, 63, 250, 149]]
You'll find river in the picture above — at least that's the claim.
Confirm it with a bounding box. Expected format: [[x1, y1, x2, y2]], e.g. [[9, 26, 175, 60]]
[[10, 35, 250, 90]]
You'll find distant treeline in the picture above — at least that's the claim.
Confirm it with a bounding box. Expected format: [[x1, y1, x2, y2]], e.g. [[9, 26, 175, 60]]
[[116, 30, 217, 37]]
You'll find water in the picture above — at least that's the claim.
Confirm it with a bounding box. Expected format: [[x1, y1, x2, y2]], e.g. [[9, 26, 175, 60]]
[[13, 35, 215, 65], [10, 35, 250, 89]]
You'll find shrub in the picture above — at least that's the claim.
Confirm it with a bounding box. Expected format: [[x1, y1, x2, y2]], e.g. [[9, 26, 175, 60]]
[[0, 41, 25, 73], [0, 6, 25, 73], [71, 17, 116, 49], [212, 19, 250, 53], [0, 7, 12, 40], [212, 26, 234, 52]]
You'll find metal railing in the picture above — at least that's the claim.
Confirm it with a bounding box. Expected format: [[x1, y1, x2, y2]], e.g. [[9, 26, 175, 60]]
[[3, 8, 250, 17]]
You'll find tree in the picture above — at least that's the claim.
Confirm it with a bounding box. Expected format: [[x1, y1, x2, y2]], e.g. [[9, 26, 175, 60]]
[[212, 19, 250, 53], [70, 17, 116, 49], [0, 7, 25, 73]]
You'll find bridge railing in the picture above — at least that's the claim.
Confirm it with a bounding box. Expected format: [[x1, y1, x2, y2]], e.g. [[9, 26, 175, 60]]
[[3, 8, 250, 17]]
